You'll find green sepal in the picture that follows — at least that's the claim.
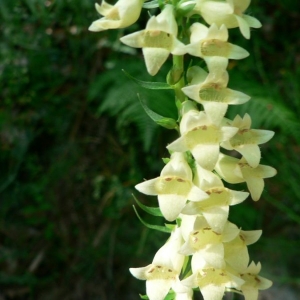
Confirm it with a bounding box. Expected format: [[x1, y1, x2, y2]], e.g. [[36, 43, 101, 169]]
[[175, 98, 183, 112], [162, 157, 170, 164], [133, 206, 173, 233], [176, 0, 196, 16], [185, 151, 197, 174], [157, 0, 165, 9], [165, 290, 176, 300], [132, 194, 163, 217], [181, 100, 198, 115], [123, 70, 173, 90], [180, 254, 193, 281], [166, 65, 183, 86], [140, 290, 175, 300], [138, 94, 178, 130], [165, 223, 176, 231], [143, 0, 159, 9], [156, 118, 178, 129]]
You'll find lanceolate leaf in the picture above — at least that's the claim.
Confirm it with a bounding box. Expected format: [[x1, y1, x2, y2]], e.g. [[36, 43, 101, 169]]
[[138, 94, 178, 130], [132, 194, 163, 217], [132, 206, 172, 233], [123, 69, 173, 90], [142, 0, 159, 9]]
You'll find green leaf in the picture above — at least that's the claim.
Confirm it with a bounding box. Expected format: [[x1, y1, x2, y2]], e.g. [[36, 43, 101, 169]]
[[164, 290, 176, 300], [132, 194, 163, 217], [123, 69, 173, 90], [143, 0, 159, 9], [132, 206, 172, 233], [157, 0, 165, 8], [140, 290, 175, 299], [138, 94, 178, 130]]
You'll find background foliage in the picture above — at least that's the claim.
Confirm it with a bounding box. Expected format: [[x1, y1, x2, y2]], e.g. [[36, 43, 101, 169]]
[[0, 0, 299, 299]]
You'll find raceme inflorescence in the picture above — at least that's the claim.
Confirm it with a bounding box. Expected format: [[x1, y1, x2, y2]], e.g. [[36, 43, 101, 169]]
[[89, 1, 276, 299]]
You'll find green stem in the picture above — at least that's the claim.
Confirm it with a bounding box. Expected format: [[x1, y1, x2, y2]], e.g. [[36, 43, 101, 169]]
[[172, 54, 186, 106]]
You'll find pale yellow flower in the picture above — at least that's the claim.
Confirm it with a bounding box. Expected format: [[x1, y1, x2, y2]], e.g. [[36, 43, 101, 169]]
[[240, 262, 273, 300], [181, 165, 248, 232], [221, 114, 275, 168], [120, 5, 186, 75], [172, 280, 194, 300], [185, 23, 249, 71], [167, 108, 238, 171], [179, 215, 240, 269], [130, 227, 185, 300], [182, 66, 250, 125], [89, 0, 143, 32], [135, 152, 208, 221], [181, 261, 244, 300], [224, 229, 262, 272], [215, 154, 277, 201], [195, 0, 262, 39]]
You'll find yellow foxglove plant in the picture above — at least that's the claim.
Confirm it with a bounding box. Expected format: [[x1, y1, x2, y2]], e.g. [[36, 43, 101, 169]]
[[89, 0, 275, 299]]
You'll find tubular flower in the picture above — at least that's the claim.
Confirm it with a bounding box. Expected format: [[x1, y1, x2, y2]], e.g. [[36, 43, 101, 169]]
[[130, 227, 185, 300], [215, 154, 277, 201], [181, 260, 244, 300], [221, 114, 274, 168], [240, 262, 273, 300], [167, 108, 238, 171], [179, 215, 240, 269], [224, 229, 262, 272], [135, 152, 208, 221], [185, 23, 249, 71], [88, 0, 143, 32], [195, 0, 262, 39], [172, 280, 194, 300], [182, 66, 250, 125], [181, 165, 248, 232], [120, 5, 186, 75]]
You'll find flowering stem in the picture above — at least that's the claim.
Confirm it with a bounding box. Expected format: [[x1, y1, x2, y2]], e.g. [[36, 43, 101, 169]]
[[172, 54, 186, 106], [89, 1, 276, 299]]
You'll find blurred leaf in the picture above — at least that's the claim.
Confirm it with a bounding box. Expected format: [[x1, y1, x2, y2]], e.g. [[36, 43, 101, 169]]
[[133, 194, 163, 217], [143, 0, 159, 9], [138, 93, 178, 130], [122, 70, 173, 90], [133, 206, 172, 233]]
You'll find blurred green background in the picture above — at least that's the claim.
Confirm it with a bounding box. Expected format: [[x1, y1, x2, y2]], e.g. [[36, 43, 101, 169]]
[[0, 0, 299, 299]]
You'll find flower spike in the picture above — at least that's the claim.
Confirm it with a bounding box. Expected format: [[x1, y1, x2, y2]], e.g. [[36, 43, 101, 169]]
[[90, 1, 276, 298]]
